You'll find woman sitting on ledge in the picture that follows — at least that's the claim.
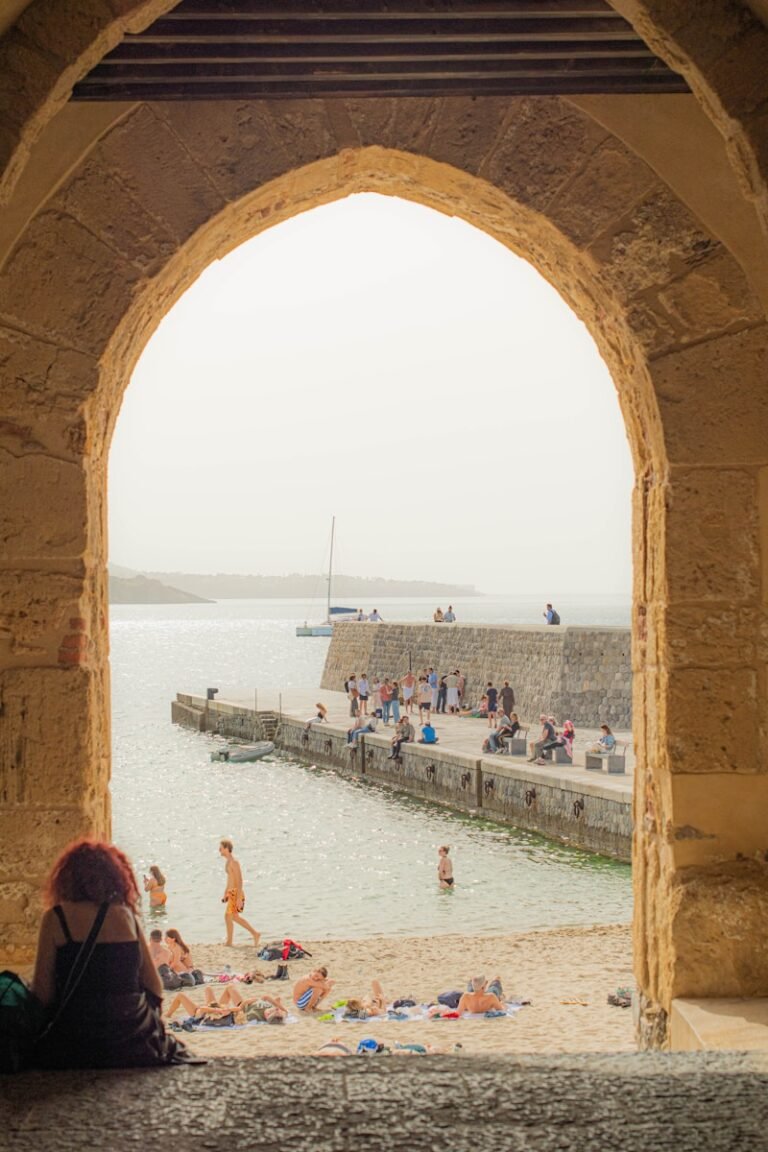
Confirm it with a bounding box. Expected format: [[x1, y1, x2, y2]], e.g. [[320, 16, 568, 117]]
[[586, 724, 616, 755], [32, 838, 194, 1068]]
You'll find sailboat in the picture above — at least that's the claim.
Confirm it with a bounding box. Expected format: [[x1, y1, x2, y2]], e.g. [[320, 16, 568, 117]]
[[296, 517, 356, 637]]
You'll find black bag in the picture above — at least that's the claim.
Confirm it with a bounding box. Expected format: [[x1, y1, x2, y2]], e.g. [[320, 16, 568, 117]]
[[158, 963, 182, 990], [259, 946, 283, 962], [551, 610, 561, 625], [437, 990, 462, 1010], [0, 971, 44, 1073]]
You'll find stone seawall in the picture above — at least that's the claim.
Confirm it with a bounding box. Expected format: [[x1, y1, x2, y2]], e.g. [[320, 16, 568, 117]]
[[322, 623, 632, 729], [174, 694, 632, 861]]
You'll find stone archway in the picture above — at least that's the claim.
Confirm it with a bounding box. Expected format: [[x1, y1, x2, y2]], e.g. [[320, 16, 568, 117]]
[[2, 87, 768, 1049], [1, 5, 768, 1052]]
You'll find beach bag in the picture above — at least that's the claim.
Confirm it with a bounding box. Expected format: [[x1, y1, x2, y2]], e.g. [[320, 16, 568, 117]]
[[0, 971, 44, 1073], [437, 990, 462, 1010], [551, 610, 561, 625], [158, 963, 182, 991], [258, 945, 284, 962], [191, 969, 205, 985], [177, 972, 195, 988], [282, 939, 311, 961]]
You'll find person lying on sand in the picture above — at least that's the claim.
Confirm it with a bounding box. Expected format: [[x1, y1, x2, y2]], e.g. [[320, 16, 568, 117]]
[[293, 966, 334, 1012], [165, 986, 286, 1025], [458, 976, 505, 1014], [343, 980, 387, 1020]]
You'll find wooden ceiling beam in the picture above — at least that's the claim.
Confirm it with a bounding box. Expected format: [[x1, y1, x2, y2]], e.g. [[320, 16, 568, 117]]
[[73, 74, 690, 99], [104, 39, 659, 64], [130, 18, 640, 44]]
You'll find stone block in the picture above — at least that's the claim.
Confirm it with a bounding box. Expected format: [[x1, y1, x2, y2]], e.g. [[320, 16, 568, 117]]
[[665, 666, 760, 777], [95, 105, 225, 245], [669, 859, 768, 997], [595, 187, 718, 302], [486, 98, 607, 215], [664, 468, 760, 602], [0, 211, 138, 355], [0, 806, 88, 881], [0, 667, 110, 809], [547, 140, 656, 249], [653, 325, 768, 466], [0, 449, 88, 559], [429, 97, 511, 175], [57, 157, 177, 275]]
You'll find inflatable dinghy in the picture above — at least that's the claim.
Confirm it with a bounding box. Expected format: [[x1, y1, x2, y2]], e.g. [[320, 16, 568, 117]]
[[211, 741, 275, 763]]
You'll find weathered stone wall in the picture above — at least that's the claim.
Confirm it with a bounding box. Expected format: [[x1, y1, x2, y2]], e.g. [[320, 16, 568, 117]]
[[322, 622, 632, 729]]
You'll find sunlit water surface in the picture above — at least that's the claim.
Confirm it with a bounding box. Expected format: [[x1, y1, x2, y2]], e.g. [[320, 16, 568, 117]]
[[111, 595, 632, 941]]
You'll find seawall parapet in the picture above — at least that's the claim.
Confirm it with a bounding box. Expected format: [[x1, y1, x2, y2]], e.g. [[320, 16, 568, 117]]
[[321, 622, 632, 729]]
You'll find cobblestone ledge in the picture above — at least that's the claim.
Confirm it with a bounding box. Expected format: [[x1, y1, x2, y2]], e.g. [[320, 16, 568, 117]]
[[3, 1053, 767, 1152]]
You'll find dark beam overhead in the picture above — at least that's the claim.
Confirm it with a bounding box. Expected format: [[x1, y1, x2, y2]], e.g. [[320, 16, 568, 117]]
[[72, 0, 689, 101]]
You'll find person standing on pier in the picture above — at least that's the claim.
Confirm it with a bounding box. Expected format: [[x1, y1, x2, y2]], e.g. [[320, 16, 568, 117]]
[[499, 680, 515, 718], [401, 668, 416, 714], [486, 682, 498, 727], [219, 839, 260, 948], [358, 672, 370, 716], [428, 667, 439, 710]]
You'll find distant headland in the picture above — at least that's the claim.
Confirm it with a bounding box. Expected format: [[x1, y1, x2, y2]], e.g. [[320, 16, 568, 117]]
[[109, 567, 478, 604], [109, 573, 213, 604]]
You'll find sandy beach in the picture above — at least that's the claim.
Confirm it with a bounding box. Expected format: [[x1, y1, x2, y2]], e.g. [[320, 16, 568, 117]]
[[168, 924, 634, 1058]]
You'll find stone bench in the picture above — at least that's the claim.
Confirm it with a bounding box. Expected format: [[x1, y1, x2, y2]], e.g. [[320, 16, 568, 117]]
[[500, 727, 529, 756], [585, 742, 628, 774]]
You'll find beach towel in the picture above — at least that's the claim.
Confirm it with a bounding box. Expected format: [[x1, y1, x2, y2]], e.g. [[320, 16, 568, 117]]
[[179, 1013, 299, 1032]]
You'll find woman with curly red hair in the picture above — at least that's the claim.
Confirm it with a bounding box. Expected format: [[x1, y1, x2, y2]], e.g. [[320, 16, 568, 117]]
[[31, 839, 196, 1068]]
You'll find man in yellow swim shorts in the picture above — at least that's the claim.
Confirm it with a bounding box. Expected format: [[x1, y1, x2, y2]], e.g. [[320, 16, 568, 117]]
[[219, 838, 261, 947]]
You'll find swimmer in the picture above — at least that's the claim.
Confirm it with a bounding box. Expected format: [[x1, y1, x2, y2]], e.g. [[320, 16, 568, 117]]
[[438, 845, 454, 890], [143, 865, 167, 908]]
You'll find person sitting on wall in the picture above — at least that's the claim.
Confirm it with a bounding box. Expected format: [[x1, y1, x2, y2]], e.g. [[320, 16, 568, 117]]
[[586, 724, 616, 755], [483, 713, 520, 754], [443, 606, 456, 623], [535, 719, 575, 765], [347, 715, 377, 746], [528, 715, 556, 762], [368, 608, 383, 622], [433, 607, 444, 623], [305, 702, 328, 730], [388, 715, 415, 761], [419, 722, 439, 745]]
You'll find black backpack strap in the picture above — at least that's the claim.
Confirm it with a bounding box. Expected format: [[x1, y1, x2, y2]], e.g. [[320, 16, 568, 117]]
[[51, 905, 73, 944], [38, 902, 110, 1041]]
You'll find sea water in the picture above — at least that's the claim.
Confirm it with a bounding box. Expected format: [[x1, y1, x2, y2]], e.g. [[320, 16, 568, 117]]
[[111, 595, 632, 941]]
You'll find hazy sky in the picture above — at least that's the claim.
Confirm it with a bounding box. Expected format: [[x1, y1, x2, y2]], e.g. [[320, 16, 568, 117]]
[[108, 193, 633, 595]]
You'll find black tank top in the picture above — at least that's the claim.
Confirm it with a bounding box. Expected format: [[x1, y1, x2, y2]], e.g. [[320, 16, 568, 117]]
[[52, 905, 141, 996]]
